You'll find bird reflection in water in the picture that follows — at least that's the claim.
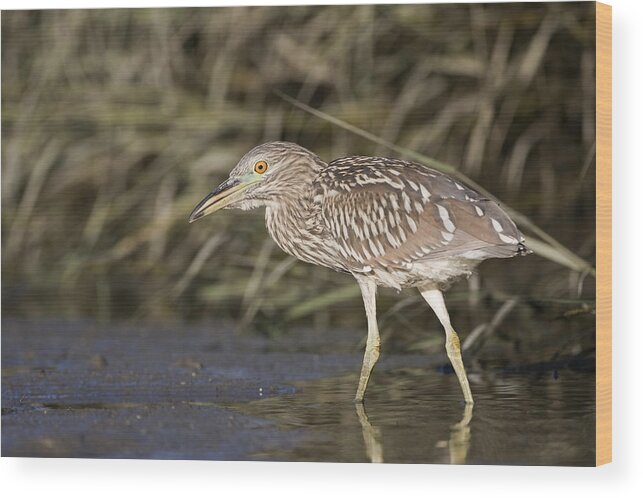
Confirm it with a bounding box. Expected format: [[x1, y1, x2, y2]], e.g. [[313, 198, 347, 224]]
[[355, 403, 384, 463], [447, 403, 473, 465], [355, 402, 473, 464]]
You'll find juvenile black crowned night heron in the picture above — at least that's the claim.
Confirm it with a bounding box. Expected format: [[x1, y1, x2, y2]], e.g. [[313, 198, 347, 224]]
[[189, 142, 529, 404]]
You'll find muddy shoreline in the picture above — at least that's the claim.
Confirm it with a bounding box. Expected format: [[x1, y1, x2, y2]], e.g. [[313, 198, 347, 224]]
[[2, 318, 594, 464]]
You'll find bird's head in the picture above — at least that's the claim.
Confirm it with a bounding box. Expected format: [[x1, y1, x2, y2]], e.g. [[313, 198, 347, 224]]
[[189, 141, 324, 223]]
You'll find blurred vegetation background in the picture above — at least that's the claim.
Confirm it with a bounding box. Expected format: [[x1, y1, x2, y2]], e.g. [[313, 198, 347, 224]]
[[2, 3, 596, 362]]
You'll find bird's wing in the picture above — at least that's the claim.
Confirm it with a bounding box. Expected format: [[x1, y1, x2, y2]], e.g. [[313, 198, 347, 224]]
[[313, 157, 525, 274]]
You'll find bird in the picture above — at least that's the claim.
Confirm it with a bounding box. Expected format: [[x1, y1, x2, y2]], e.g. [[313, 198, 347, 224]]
[[189, 141, 529, 405]]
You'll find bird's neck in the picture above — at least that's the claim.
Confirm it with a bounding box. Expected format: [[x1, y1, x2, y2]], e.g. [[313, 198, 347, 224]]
[[264, 192, 324, 265], [265, 193, 313, 240]]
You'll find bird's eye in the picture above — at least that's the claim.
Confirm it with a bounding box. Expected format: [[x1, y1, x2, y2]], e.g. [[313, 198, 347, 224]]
[[254, 161, 268, 174]]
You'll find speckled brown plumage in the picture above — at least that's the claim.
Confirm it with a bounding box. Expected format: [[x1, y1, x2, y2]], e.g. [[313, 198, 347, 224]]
[[189, 141, 530, 404], [250, 143, 528, 290]]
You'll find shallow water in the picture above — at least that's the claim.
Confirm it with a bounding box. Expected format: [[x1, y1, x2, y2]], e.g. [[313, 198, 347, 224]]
[[2, 318, 595, 465], [235, 367, 595, 465]]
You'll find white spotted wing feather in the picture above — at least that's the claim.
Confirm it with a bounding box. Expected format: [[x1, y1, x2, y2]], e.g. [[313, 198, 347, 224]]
[[313, 157, 526, 286]]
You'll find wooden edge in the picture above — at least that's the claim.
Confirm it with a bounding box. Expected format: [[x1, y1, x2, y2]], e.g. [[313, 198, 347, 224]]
[[595, 1, 612, 467]]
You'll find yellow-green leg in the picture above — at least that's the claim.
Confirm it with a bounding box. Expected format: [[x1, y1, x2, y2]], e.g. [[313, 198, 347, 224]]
[[355, 278, 380, 403], [419, 287, 474, 405]]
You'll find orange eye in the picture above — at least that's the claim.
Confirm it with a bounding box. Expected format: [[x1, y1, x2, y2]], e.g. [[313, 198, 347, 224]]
[[254, 160, 268, 174]]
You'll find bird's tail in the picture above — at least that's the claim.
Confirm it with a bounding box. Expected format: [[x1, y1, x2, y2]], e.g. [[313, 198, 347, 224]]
[[517, 242, 532, 256]]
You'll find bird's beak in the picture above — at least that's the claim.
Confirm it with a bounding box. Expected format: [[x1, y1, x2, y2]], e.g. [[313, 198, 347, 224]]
[[188, 176, 258, 223]]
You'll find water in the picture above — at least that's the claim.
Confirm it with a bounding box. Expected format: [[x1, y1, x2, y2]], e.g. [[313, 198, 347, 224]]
[[1, 318, 595, 465], [233, 368, 595, 465]]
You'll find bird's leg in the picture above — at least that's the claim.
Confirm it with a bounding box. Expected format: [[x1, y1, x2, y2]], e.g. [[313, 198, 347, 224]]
[[419, 287, 474, 405], [355, 278, 380, 403]]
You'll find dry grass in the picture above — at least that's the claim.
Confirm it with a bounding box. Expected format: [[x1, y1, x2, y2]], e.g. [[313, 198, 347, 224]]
[[2, 4, 597, 358]]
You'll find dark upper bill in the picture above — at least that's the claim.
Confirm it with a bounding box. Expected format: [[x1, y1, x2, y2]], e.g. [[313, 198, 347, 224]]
[[188, 177, 256, 223]]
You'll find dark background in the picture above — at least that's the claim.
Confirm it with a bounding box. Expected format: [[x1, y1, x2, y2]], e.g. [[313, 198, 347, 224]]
[[2, 2, 596, 363]]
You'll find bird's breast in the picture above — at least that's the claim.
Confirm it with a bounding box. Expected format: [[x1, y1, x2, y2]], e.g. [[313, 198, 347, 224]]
[[264, 204, 345, 272]]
